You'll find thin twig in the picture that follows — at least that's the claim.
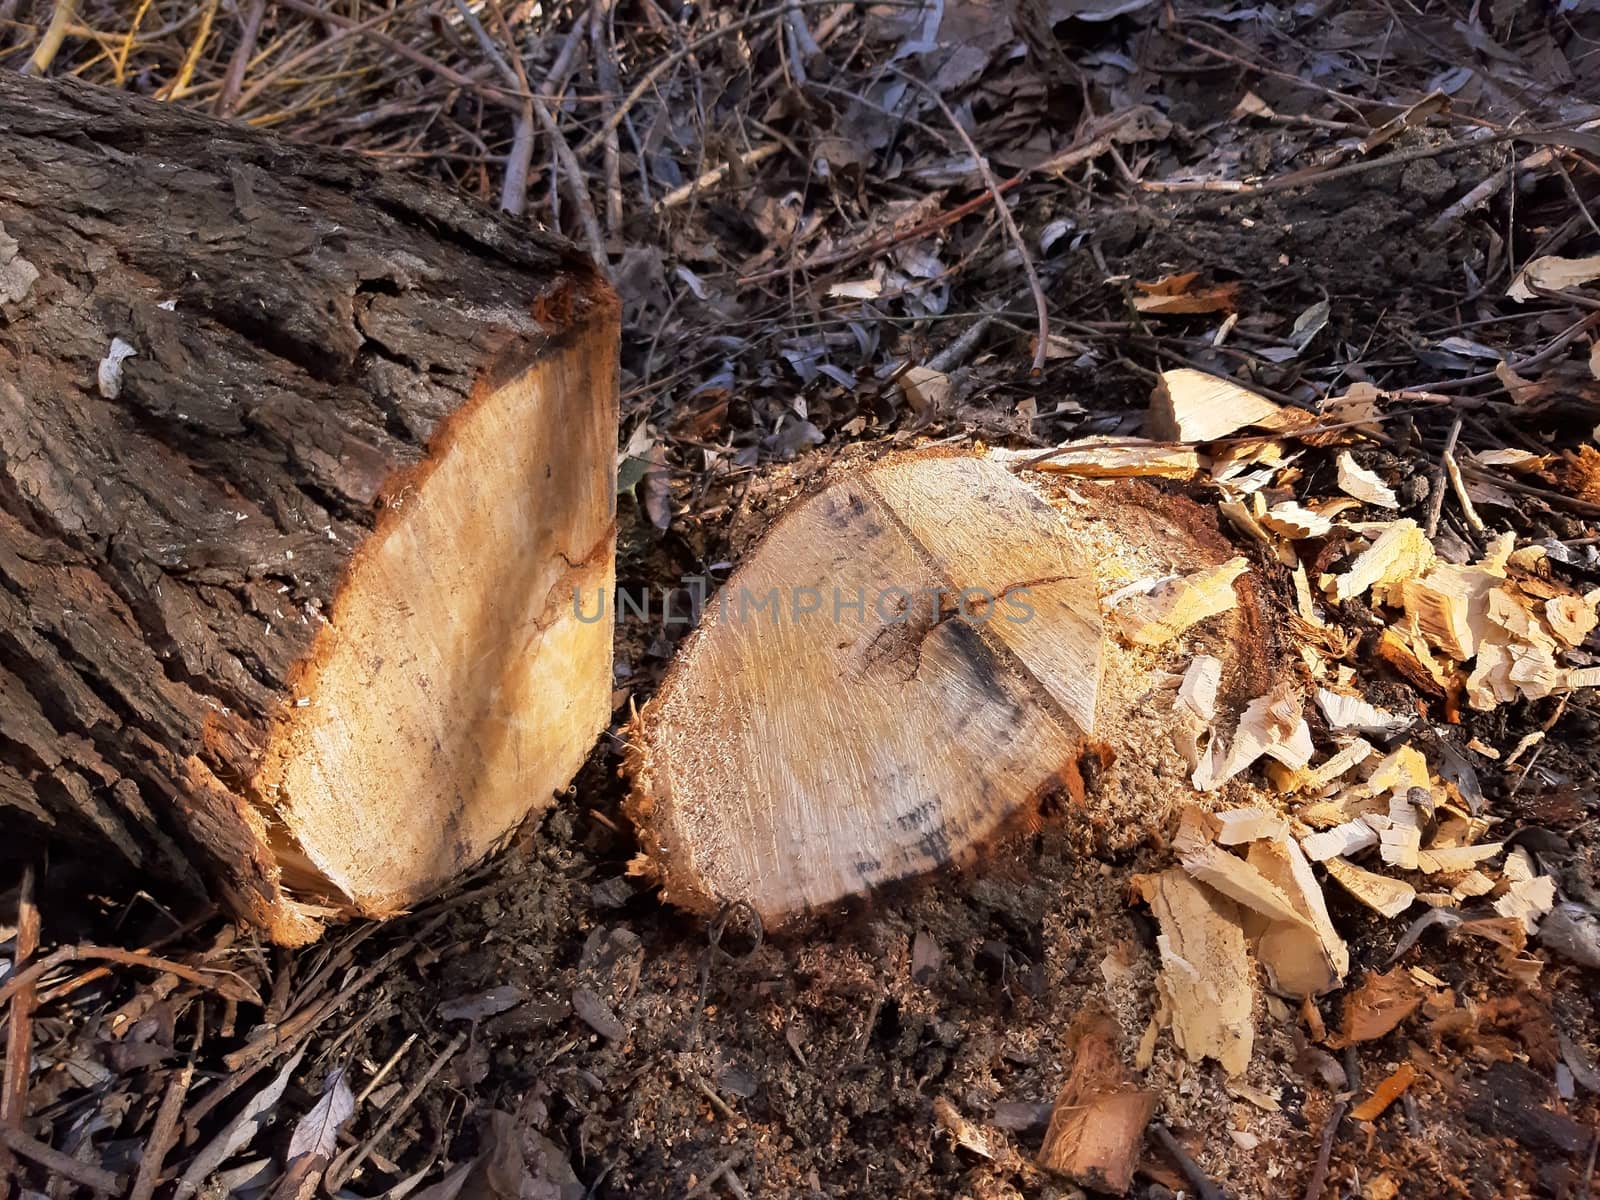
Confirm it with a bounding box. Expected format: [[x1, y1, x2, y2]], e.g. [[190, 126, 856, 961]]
[[1151, 124, 1591, 200], [324, 1032, 467, 1192], [0, 942, 257, 1009], [1425, 415, 1462, 538], [128, 1063, 193, 1200], [590, 0, 624, 234], [0, 1125, 125, 1194], [683, 1151, 747, 1199], [1, 865, 37, 1129], [1302, 1099, 1348, 1200], [21, 0, 77, 75], [215, 0, 266, 115], [894, 69, 1049, 373], [1150, 1123, 1226, 1200], [574, 1, 859, 159], [655, 144, 784, 212]]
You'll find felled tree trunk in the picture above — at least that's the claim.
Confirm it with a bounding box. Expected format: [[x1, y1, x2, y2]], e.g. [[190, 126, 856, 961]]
[[0, 75, 618, 943]]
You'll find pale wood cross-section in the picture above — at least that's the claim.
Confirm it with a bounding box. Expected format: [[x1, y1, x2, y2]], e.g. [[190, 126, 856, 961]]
[[626, 454, 1107, 924], [0, 74, 618, 943]]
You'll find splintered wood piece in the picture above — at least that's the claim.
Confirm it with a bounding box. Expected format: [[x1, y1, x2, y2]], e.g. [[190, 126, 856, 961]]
[[1335, 453, 1399, 509], [1494, 873, 1558, 933], [1174, 811, 1312, 929], [1259, 502, 1333, 540], [1545, 595, 1598, 647], [1247, 835, 1349, 998], [625, 454, 1109, 923], [0, 75, 618, 942], [1314, 689, 1409, 734], [990, 438, 1203, 479], [1170, 654, 1222, 770], [1213, 808, 1287, 845], [1328, 520, 1436, 604], [1147, 368, 1309, 442], [1329, 968, 1422, 1047], [1324, 857, 1417, 918], [1416, 843, 1503, 874], [1300, 820, 1379, 863], [1037, 1009, 1159, 1195], [1110, 557, 1249, 647], [1376, 625, 1455, 697], [1368, 746, 1430, 797], [1137, 868, 1254, 1076], [1400, 564, 1500, 660], [1192, 682, 1309, 791], [1350, 1063, 1418, 1122]]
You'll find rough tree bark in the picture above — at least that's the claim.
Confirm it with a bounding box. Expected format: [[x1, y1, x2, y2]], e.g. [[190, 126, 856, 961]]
[[0, 74, 619, 943]]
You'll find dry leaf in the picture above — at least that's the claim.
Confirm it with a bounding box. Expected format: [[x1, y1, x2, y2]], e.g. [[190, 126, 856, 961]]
[[900, 365, 952, 415], [1132, 272, 1240, 314], [288, 1068, 356, 1163], [1507, 254, 1600, 301], [176, 1050, 305, 1198]]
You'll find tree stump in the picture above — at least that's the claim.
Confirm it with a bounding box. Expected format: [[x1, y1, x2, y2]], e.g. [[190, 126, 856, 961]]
[[625, 452, 1275, 924], [0, 75, 619, 943]]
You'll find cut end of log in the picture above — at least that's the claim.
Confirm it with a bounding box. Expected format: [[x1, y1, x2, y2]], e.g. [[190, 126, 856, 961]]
[[625, 453, 1105, 923], [625, 451, 1275, 927], [252, 319, 619, 940], [0, 74, 620, 943]]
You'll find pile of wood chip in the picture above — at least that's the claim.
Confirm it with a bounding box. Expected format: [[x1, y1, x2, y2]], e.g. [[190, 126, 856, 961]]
[[1015, 366, 1600, 1150]]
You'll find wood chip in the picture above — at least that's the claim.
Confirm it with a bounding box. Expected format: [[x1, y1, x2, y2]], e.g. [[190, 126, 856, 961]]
[[1546, 594, 1598, 647], [996, 438, 1203, 479], [1175, 813, 1314, 929], [1350, 1062, 1418, 1122], [1324, 856, 1416, 918], [1329, 520, 1436, 604], [1335, 452, 1399, 509], [1367, 745, 1430, 797], [1136, 869, 1254, 1076], [1416, 843, 1503, 874], [1299, 738, 1376, 792], [1147, 368, 1307, 442], [1507, 253, 1600, 301], [1301, 820, 1379, 863], [1247, 835, 1349, 999], [1376, 626, 1455, 697], [1213, 808, 1288, 845], [1329, 968, 1423, 1047], [1400, 564, 1500, 660], [1314, 689, 1409, 734], [1110, 557, 1249, 647], [1494, 874, 1558, 933], [1260, 502, 1333, 540], [1192, 683, 1307, 791]]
